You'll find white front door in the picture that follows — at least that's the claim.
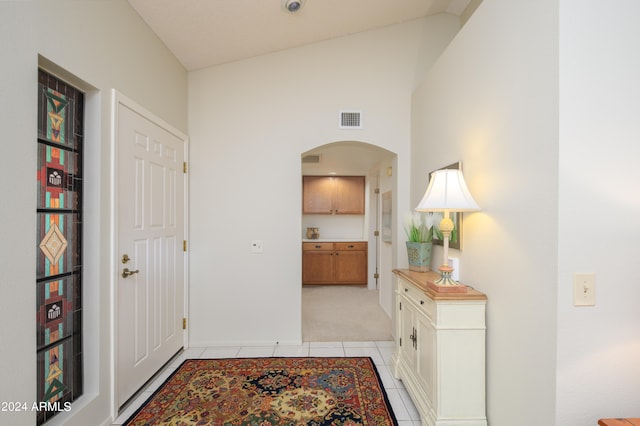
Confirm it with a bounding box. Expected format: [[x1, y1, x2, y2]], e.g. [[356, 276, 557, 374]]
[[115, 94, 187, 408]]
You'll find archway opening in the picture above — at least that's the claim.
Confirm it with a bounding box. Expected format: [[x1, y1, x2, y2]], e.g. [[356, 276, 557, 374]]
[[300, 140, 397, 342]]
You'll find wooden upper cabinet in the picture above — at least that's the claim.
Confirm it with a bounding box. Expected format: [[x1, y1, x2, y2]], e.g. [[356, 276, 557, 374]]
[[302, 175, 365, 214], [334, 176, 365, 214], [302, 176, 334, 214]]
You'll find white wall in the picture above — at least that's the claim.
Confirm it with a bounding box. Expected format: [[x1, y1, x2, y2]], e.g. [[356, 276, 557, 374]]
[[411, 1, 559, 424], [0, 2, 187, 425], [557, 0, 640, 423], [301, 215, 366, 240], [187, 15, 460, 346]]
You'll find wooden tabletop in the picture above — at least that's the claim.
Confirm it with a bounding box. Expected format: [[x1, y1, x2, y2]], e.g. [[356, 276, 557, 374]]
[[393, 269, 487, 301], [598, 419, 640, 426]]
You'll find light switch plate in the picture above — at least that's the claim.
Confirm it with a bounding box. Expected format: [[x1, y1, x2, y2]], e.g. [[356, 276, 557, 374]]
[[573, 273, 596, 306]]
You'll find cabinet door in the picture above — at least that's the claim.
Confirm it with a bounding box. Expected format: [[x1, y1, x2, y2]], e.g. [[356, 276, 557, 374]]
[[302, 176, 334, 214], [416, 312, 435, 404], [334, 250, 367, 284], [302, 250, 334, 284], [399, 299, 418, 370], [334, 176, 365, 214]]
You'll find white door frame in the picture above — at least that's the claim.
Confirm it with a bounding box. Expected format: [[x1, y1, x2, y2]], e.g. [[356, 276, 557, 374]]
[[110, 89, 189, 418]]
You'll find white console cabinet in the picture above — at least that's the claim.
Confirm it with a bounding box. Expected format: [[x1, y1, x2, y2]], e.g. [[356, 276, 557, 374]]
[[392, 269, 487, 426]]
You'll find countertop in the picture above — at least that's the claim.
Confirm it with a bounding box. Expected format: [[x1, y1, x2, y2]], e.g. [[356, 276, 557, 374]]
[[302, 239, 367, 242], [393, 269, 487, 301]]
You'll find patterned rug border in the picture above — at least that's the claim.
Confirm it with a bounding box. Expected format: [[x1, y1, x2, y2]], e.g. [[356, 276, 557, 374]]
[[123, 356, 398, 425]]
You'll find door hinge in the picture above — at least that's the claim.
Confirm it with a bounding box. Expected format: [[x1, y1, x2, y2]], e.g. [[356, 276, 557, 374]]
[[374, 230, 380, 237], [399, 302, 402, 311], [399, 337, 402, 347], [374, 272, 379, 279], [183, 162, 187, 173], [183, 240, 187, 252], [374, 187, 380, 194], [183, 318, 187, 330]]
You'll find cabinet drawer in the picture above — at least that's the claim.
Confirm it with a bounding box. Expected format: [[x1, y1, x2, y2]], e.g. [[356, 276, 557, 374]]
[[303, 242, 334, 251], [334, 242, 367, 251], [398, 278, 435, 317]]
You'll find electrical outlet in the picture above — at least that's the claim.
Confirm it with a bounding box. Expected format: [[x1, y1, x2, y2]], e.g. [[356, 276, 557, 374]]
[[573, 273, 596, 306], [448, 257, 460, 281], [250, 240, 264, 253]]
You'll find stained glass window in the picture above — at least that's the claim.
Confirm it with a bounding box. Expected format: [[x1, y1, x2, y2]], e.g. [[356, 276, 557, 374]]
[[36, 70, 83, 425]]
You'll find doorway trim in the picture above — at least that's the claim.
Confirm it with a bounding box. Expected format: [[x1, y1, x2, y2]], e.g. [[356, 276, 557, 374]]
[[110, 89, 190, 418]]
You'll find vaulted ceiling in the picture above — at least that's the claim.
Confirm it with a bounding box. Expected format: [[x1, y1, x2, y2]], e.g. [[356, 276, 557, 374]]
[[127, 0, 479, 71]]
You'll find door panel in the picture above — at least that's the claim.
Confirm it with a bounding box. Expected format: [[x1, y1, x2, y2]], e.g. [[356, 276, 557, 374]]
[[334, 176, 365, 214], [116, 100, 186, 407], [334, 250, 367, 283], [416, 313, 435, 402], [302, 176, 334, 214], [399, 301, 417, 370], [302, 251, 334, 284]]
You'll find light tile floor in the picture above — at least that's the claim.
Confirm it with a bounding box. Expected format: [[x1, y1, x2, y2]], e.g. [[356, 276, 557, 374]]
[[112, 341, 421, 425]]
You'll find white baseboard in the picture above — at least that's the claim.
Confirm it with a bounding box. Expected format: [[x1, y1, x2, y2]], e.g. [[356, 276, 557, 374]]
[[188, 339, 304, 348]]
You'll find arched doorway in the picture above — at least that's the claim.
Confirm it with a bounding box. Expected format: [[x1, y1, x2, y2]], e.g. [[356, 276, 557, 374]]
[[300, 141, 396, 342]]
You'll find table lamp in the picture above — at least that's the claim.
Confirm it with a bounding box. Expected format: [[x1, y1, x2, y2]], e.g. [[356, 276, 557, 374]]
[[415, 168, 480, 290]]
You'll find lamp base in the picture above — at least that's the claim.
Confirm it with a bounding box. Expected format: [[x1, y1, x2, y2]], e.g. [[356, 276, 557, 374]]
[[427, 265, 468, 293]]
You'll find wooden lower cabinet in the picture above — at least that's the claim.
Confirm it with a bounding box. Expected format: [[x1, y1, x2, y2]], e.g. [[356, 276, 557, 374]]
[[302, 243, 334, 284], [302, 242, 367, 285], [392, 269, 487, 426]]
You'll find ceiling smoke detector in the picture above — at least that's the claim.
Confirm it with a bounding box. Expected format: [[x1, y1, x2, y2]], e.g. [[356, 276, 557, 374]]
[[283, 0, 305, 13]]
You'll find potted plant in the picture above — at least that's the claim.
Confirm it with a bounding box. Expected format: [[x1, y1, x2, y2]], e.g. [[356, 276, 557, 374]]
[[404, 212, 436, 272]]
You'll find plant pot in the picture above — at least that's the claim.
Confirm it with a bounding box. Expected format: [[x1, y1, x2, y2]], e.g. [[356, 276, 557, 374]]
[[406, 241, 432, 272]]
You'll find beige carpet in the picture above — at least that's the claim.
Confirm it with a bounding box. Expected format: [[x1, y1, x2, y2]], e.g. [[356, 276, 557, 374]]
[[302, 285, 393, 342]]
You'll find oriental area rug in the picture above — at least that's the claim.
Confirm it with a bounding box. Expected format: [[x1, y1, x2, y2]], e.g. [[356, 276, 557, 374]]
[[124, 357, 397, 425]]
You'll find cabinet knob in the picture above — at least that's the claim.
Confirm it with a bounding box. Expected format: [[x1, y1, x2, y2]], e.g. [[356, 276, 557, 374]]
[[404, 288, 408, 292], [347, 245, 354, 248], [420, 300, 424, 305], [315, 245, 321, 248]]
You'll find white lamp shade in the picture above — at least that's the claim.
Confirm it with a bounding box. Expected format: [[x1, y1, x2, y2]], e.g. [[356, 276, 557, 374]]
[[415, 169, 480, 212]]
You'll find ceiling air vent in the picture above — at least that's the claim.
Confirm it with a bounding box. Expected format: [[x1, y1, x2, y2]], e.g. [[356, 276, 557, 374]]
[[339, 111, 362, 129], [302, 154, 320, 164]]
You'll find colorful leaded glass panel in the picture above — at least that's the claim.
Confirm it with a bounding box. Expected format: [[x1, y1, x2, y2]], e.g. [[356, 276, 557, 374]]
[[36, 275, 80, 350], [37, 143, 80, 210], [37, 70, 83, 425], [36, 212, 79, 279], [37, 85, 77, 149], [36, 337, 80, 425]]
